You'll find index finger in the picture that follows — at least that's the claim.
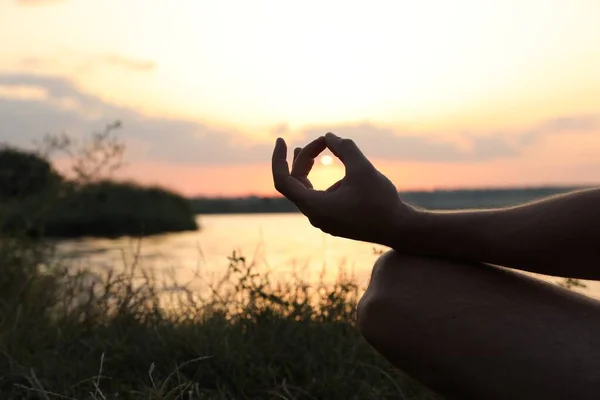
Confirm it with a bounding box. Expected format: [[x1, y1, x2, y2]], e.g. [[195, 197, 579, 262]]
[[272, 137, 291, 186], [272, 138, 319, 206], [292, 136, 326, 178]]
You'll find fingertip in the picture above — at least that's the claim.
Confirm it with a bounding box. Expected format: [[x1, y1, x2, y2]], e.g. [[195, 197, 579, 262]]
[[272, 138, 288, 164], [278, 137, 289, 151], [324, 133, 341, 148]]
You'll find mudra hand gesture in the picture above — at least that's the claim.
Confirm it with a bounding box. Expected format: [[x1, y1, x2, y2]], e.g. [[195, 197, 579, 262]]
[[271, 132, 415, 247]]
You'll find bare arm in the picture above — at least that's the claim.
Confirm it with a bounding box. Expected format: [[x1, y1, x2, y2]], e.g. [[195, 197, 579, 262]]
[[272, 134, 600, 279], [394, 188, 600, 279]]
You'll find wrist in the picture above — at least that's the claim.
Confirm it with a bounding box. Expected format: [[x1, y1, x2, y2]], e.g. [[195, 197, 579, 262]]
[[385, 203, 430, 251], [390, 206, 497, 260]]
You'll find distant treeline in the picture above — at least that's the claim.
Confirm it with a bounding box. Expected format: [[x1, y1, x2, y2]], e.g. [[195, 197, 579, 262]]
[[190, 186, 586, 215]]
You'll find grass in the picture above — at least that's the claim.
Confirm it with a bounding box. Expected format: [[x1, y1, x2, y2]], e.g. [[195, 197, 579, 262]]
[[0, 235, 440, 400]]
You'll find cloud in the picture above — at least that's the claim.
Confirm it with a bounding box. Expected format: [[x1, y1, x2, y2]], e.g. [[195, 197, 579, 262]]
[[0, 73, 597, 167], [102, 54, 156, 72], [301, 114, 599, 163], [19, 57, 46, 67], [19, 52, 156, 73], [518, 115, 600, 146], [0, 73, 269, 165], [270, 123, 290, 136], [301, 123, 518, 163]]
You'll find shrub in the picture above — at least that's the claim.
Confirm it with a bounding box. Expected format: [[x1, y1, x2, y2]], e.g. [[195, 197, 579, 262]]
[[0, 146, 62, 202], [45, 181, 198, 238]]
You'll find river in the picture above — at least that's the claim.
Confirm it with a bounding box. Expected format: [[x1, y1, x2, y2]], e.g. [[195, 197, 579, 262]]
[[55, 213, 600, 299]]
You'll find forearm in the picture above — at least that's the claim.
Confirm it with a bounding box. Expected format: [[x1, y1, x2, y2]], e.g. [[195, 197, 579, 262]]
[[392, 188, 600, 279]]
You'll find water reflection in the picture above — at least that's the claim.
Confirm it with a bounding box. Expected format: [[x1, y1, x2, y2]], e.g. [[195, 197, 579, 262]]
[[55, 214, 600, 299]]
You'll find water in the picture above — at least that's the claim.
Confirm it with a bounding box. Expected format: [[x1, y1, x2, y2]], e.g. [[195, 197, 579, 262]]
[[56, 212, 600, 299], [56, 214, 381, 290]]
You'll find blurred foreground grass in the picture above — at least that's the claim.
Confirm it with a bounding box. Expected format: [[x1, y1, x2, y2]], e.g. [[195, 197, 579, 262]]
[[0, 236, 439, 400]]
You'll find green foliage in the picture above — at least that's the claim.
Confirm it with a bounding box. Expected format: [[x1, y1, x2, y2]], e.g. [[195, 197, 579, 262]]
[[45, 181, 198, 238], [0, 147, 64, 237], [0, 242, 440, 399], [0, 146, 62, 201], [1, 124, 198, 238]]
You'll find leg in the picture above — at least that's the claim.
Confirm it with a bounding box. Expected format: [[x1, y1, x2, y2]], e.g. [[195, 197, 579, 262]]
[[357, 250, 600, 400]]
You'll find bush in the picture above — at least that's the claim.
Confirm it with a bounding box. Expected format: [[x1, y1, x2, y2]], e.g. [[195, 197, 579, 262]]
[[0, 148, 198, 238], [1, 124, 197, 238], [0, 146, 62, 202], [45, 181, 198, 238]]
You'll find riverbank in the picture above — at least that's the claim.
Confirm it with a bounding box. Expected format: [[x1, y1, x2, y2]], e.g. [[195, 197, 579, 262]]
[[0, 240, 439, 399]]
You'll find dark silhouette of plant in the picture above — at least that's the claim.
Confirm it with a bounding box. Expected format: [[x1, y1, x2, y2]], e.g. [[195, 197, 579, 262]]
[[38, 120, 125, 184], [0, 146, 62, 201]]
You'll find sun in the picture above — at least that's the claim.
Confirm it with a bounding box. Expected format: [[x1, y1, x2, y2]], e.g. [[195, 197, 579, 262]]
[[320, 155, 334, 166]]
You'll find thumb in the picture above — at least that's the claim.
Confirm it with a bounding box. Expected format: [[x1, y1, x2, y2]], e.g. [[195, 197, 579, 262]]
[[324, 132, 371, 171]]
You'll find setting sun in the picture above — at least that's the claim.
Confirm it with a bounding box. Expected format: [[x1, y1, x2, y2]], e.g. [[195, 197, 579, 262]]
[[320, 155, 334, 166], [309, 163, 345, 191]]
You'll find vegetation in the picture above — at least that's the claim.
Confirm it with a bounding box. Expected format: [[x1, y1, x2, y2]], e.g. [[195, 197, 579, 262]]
[[0, 145, 62, 202], [0, 235, 439, 399], [190, 186, 585, 215], [45, 181, 198, 238], [0, 125, 198, 238], [191, 196, 298, 214]]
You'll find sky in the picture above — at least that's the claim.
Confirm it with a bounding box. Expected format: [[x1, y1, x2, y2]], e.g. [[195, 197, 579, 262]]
[[0, 0, 599, 196]]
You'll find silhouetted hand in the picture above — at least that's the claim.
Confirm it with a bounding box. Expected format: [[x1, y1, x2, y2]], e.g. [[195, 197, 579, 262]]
[[272, 132, 414, 246]]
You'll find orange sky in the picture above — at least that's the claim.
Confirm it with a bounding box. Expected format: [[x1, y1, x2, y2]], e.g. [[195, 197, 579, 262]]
[[0, 0, 599, 196]]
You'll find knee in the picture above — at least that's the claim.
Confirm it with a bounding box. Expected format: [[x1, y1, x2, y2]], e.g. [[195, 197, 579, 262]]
[[357, 250, 444, 341], [357, 250, 408, 341], [366, 249, 405, 286]]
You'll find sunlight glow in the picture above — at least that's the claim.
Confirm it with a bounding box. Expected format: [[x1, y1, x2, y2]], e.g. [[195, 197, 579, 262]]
[[0, 85, 47, 101], [1, 0, 600, 195], [3, 0, 598, 128], [309, 164, 345, 191], [320, 155, 334, 166]]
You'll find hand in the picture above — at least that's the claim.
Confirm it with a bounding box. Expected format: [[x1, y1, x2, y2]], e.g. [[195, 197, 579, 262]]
[[272, 132, 414, 246]]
